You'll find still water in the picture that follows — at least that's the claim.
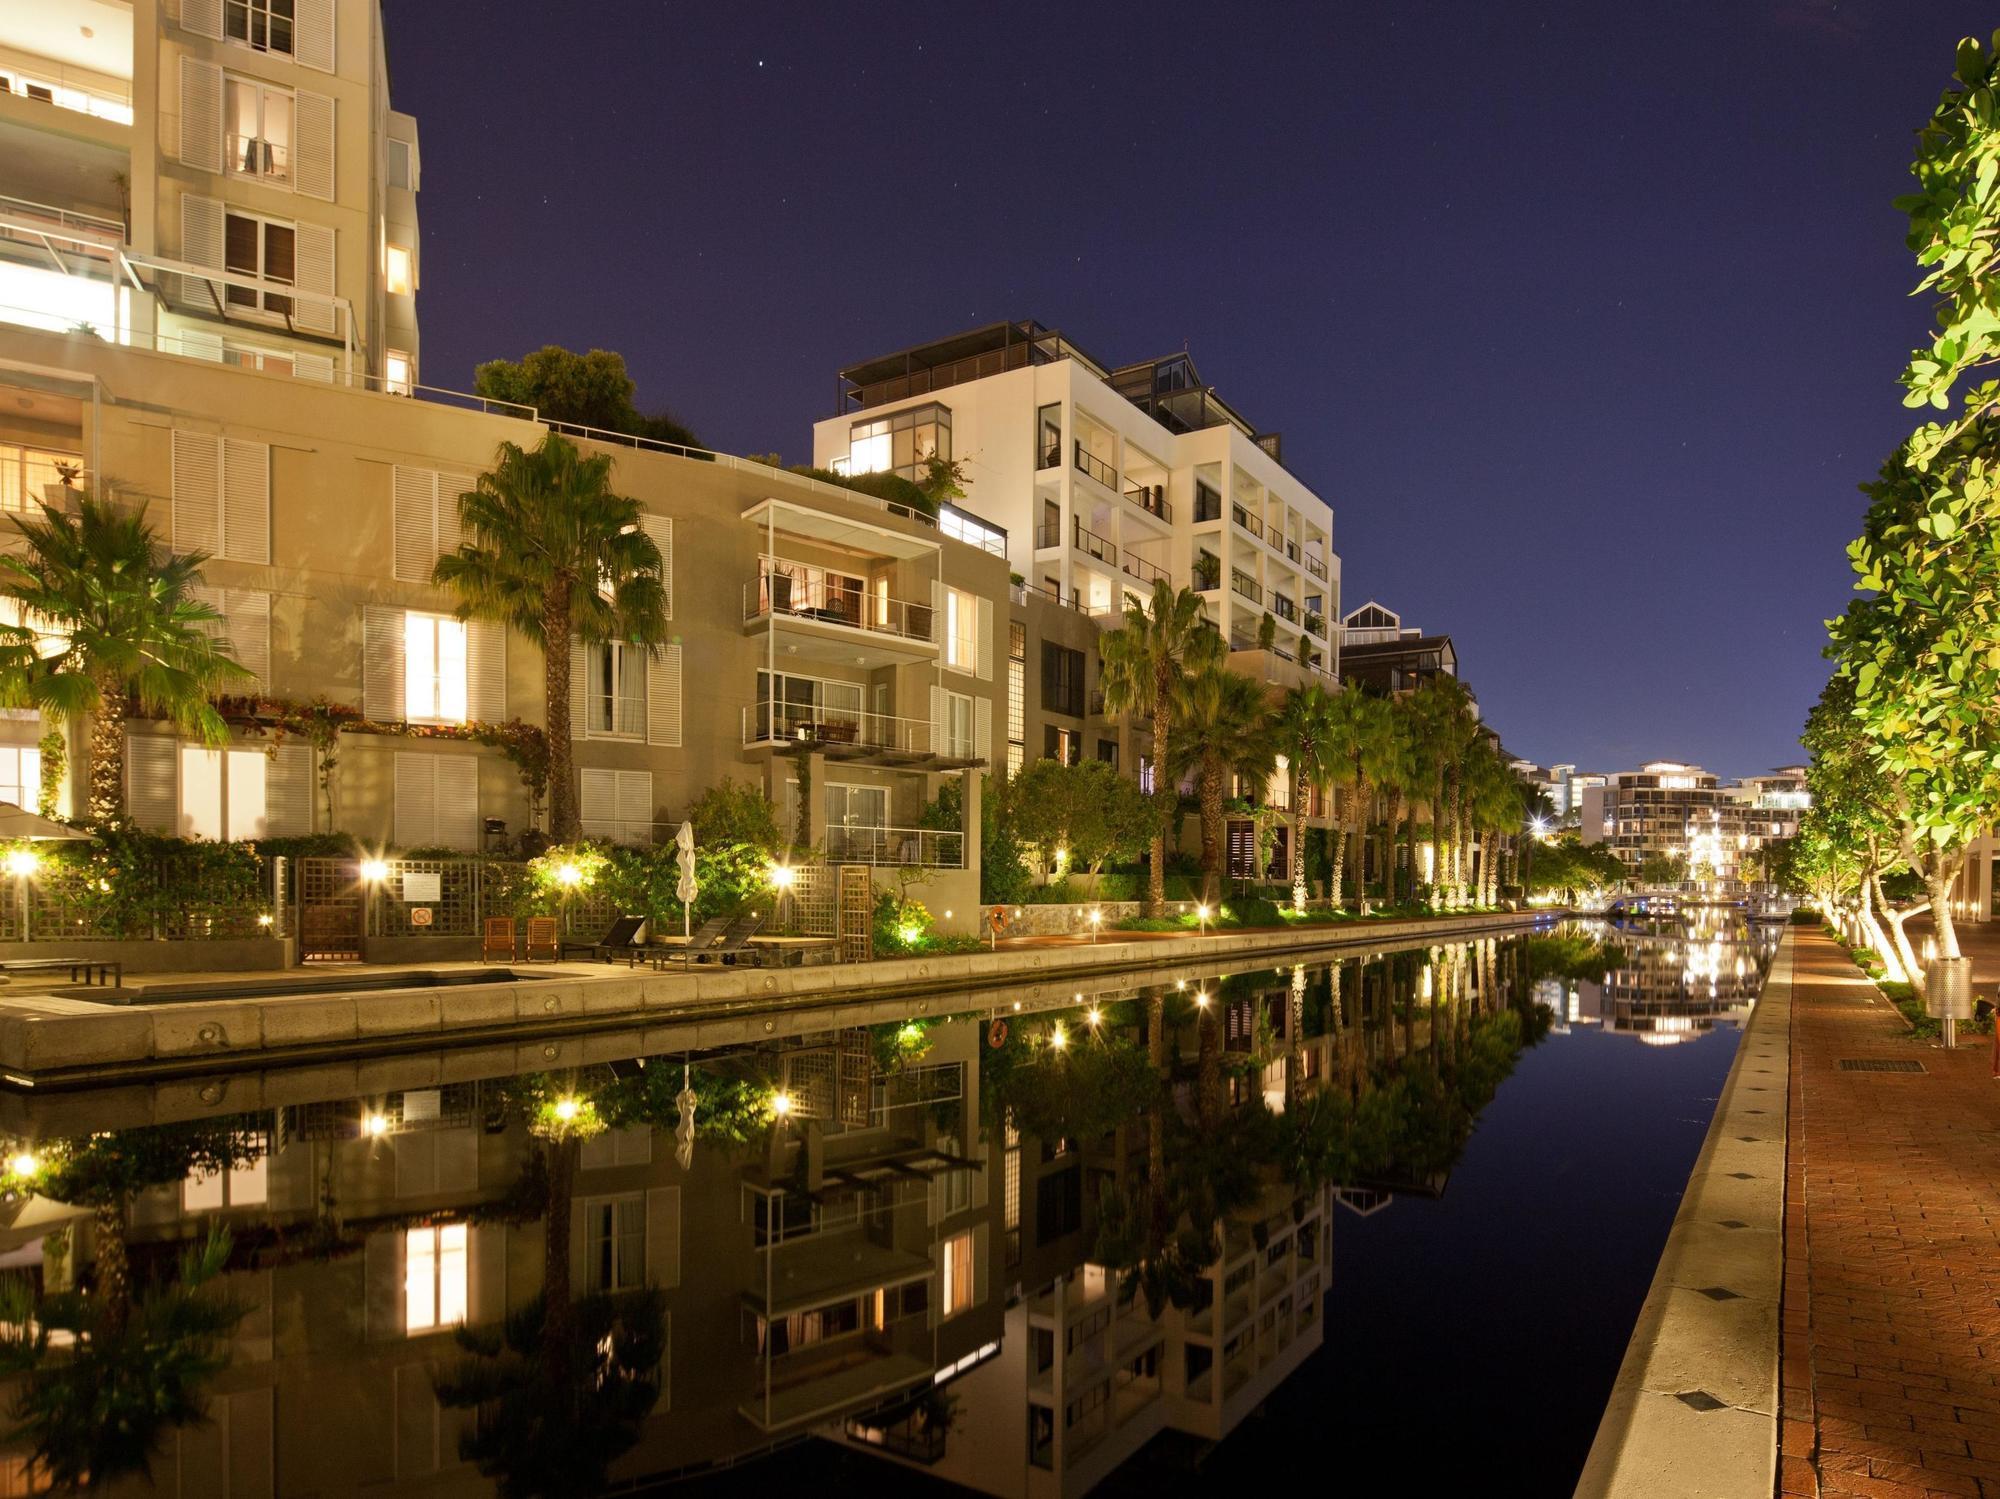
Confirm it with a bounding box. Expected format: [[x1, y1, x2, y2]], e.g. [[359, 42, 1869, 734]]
[[0, 916, 1774, 1497]]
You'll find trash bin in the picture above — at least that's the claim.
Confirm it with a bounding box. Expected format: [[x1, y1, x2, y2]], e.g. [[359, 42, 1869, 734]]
[[1927, 956, 1974, 1020]]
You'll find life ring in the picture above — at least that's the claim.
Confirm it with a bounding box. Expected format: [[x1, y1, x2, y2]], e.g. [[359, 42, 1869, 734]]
[[988, 1017, 1009, 1049], [988, 907, 1009, 935]]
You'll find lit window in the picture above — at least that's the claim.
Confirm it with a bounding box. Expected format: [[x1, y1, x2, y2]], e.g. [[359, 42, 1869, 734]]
[[384, 351, 412, 396], [226, 0, 296, 55], [0, 745, 41, 811], [945, 587, 978, 670], [586, 641, 646, 737], [182, 1151, 267, 1212], [385, 244, 414, 297], [945, 691, 973, 759], [405, 1223, 468, 1333], [178, 746, 268, 840], [225, 76, 292, 183], [582, 1195, 645, 1292], [404, 613, 468, 723], [941, 1230, 974, 1317]]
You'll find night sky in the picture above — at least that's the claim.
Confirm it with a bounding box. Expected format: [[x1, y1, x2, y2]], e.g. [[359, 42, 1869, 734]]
[[384, 1, 1987, 781]]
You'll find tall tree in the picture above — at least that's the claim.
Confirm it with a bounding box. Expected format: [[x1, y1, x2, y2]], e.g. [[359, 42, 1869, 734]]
[[1166, 667, 1276, 903], [1372, 697, 1419, 907], [1406, 675, 1477, 907], [433, 433, 666, 841], [0, 498, 246, 823], [1277, 684, 1340, 911], [1099, 582, 1225, 914], [1327, 691, 1396, 914]]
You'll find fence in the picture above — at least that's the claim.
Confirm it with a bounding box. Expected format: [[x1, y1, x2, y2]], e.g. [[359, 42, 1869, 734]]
[[0, 854, 275, 942]]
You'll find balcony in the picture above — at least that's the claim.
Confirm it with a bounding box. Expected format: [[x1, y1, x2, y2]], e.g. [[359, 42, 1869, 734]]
[[744, 556, 935, 660], [1231, 504, 1264, 542], [741, 702, 983, 769], [1193, 485, 1223, 524], [1193, 556, 1221, 593], [1272, 594, 1297, 624], [1121, 552, 1170, 589], [1305, 554, 1328, 581], [825, 824, 966, 868], [1072, 516, 1116, 566], [1073, 442, 1118, 493], [1231, 570, 1262, 605], [1124, 484, 1172, 525], [0, 61, 134, 128]]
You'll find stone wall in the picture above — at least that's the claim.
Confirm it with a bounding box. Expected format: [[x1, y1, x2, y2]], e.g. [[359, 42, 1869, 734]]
[[978, 902, 1144, 938]]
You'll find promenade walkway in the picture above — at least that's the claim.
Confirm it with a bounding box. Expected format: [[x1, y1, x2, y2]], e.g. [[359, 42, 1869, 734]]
[[1782, 926, 2000, 1498]]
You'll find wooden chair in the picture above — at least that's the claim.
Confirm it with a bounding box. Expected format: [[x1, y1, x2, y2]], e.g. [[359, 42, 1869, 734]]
[[524, 917, 560, 962], [481, 916, 517, 964]]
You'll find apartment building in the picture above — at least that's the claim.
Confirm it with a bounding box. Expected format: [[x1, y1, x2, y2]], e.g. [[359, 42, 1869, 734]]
[[1579, 762, 1804, 885], [1509, 761, 1609, 827], [1337, 599, 1461, 697], [811, 321, 1342, 689]]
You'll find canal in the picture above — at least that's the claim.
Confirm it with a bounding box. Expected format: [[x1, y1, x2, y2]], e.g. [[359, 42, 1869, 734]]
[[0, 916, 1773, 1495]]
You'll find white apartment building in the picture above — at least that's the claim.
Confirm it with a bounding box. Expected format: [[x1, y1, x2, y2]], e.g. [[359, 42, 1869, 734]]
[[1511, 761, 1608, 826], [1580, 761, 1806, 885], [1, 0, 418, 396], [811, 321, 1342, 680]]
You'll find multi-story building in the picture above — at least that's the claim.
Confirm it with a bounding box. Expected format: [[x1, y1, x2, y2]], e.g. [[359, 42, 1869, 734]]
[[811, 321, 1342, 689], [1509, 761, 1608, 827], [1337, 600, 1462, 698], [1579, 762, 1804, 886]]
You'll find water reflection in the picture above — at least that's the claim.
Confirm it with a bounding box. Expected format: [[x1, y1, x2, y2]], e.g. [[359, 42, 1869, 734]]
[[0, 923, 1770, 1495]]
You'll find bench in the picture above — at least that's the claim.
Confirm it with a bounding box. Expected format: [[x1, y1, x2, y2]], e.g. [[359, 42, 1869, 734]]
[[0, 957, 122, 988]]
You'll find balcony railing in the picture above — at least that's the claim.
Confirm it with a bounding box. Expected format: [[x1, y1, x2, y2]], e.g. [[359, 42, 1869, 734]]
[[1073, 442, 1118, 492], [1232, 504, 1264, 541], [1072, 517, 1116, 565], [228, 133, 290, 185], [744, 558, 934, 644], [1305, 613, 1327, 639], [1193, 557, 1222, 592], [1231, 570, 1263, 605], [741, 702, 942, 756], [1125, 484, 1173, 524], [1012, 579, 1090, 614], [1305, 554, 1328, 581], [1272, 594, 1297, 624], [0, 64, 134, 126], [1193, 486, 1223, 524], [937, 503, 1006, 557], [825, 825, 965, 868], [1121, 552, 1170, 588], [1035, 522, 1061, 549]]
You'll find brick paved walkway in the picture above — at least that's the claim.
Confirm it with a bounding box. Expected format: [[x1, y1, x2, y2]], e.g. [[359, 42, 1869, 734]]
[[1782, 927, 2000, 1498]]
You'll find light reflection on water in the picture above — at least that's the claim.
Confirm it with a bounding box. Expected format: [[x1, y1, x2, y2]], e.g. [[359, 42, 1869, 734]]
[[0, 918, 1775, 1495]]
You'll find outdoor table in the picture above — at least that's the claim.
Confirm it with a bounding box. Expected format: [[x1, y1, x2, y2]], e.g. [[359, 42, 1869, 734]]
[[0, 957, 122, 988], [745, 935, 838, 967]]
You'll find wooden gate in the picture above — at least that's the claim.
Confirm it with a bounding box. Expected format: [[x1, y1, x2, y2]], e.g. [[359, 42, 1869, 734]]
[[837, 864, 873, 964], [298, 857, 363, 961]]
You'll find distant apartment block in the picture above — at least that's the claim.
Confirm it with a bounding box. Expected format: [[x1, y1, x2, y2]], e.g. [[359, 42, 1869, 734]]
[[1579, 762, 1807, 882]]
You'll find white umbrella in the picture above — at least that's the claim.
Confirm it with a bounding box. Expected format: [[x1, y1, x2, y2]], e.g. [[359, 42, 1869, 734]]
[[674, 1064, 696, 1171], [0, 804, 93, 842], [675, 820, 697, 945]]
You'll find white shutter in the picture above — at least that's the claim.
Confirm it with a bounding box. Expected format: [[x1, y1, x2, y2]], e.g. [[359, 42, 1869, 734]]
[[975, 698, 992, 763], [435, 757, 478, 851], [127, 733, 178, 834], [391, 467, 436, 582], [467, 621, 504, 724], [180, 329, 224, 363], [293, 90, 335, 201], [393, 753, 436, 847], [646, 1187, 681, 1289], [293, 223, 335, 335], [975, 596, 993, 681], [641, 514, 673, 619], [646, 644, 681, 748], [363, 605, 406, 721], [293, 352, 334, 382], [265, 743, 311, 836], [615, 771, 653, 845], [579, 769, 614, 834], [930, 684, 944, 756], [219, 587, 271, 689], [294, 0, 336, 72], [929, 579, 943, 646], [438, 473, 472, 557], [182, 0, 223, 39], [221, 439, 269, 563], [179, 194, 225, 309], [171, 430, 221, 556], [178, 57, 223, 174], [569, 639, 588, 740]]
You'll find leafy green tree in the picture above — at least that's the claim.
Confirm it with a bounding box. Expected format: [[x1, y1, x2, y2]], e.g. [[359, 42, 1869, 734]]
[[1007, 759, 1154, 890], [1637, 851, 1688, 885], [1406, 675, 1479, 906], [472, 346, 702, 449], [1167, 668, 1276, 902], [1325, 690, 1396, 913], [434, 434, 667, 841], [1277, 684, 1340, 911], [686, 777, 781, 854], [0, 498, 247, 823], [1099, 583, 1226, 914]]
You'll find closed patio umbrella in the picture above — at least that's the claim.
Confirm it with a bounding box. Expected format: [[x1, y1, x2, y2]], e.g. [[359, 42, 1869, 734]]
[[0, 804, 94, 842]]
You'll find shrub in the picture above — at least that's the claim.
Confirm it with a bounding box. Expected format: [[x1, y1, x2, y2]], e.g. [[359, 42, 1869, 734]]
[[687, 778, 781, 854], [1222, 895, 1283, 928]]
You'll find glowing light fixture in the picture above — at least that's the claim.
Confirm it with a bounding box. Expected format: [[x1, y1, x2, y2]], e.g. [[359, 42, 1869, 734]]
[[771, 1091, 794, 1118], [3, 850, 37, 879], [364, 1113, 389, 1137], [1086, 1007, 1102, 1027], [8, 1151, 37, 1177], [768, 864, 797, 891], [1049, 1025, 1068, 1050], [552, 1097, 580, 1122], [360, 858, 390, 883], [554, 862, 584, 888]]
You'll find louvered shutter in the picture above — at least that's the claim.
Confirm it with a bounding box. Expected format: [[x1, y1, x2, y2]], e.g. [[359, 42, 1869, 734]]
[[646, 1188, 681, 1288], [265, 743, 311, 836], [929, 579, 943, 647], [293, 90, 335, 201], [180, 329, 224, 362], [178, 57, 223, 173], [178, 194, 225, 309], [579, 769, 614, 835], [435, 756, 478, 850], [363, 606, 406, 721], [646, 644, 681, 747], [127, 733, 178, 834], [204, 587, 271, 689], [616, 771, 653, 845], [293, 223, 335, 335], [171, 430, 221, 555], [975, 596, 993, 681], [466, 620, 504, 723], [182, 0, 223, 38], [363, 1230, 402, 1342], [294, 0, 336, 71], [221, 439, 269, 563], [391, 467, 435, 581], [569, 640, 587, 740], [975, 698, 992, 763], [292, 352, 333, 382], [641, 514, 673, 619], [929, 684, 944, 756], [438, 473, 472, 557], [393, 753, 436, 846]]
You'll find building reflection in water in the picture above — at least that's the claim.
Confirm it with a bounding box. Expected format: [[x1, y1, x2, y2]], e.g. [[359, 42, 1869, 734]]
[[0, 924, 1767, 1496], [1559, 908, 1780, 1046]]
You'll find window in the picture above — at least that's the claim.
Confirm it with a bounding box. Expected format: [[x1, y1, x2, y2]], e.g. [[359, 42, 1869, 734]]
[[579, 768, 655, 845], [935, 1164, 972, 1217], [1139, 755, 1156, 795], [1097, 739, 1118, 769], [1041, 643, 1085, 718], [756, 670, 863, 742], [384, 350, 412, 396], [405, 1224, 468, 1333], [586, 641, 646, 737], [1006, 621, 1025, 777], [1036, 403, 1062, 470], [824, 781, 888, 831], [226, 76, 292, 183], [0, 443, 81, 515], [945, 586, 978, 671], [847, 402, 951, 482], [224, 210, 295, 316], [0, 746, 41, 812], [183, 1152, 267, 1211], [945, 690, 973, 759], [1036, 1168, 1082, 1243], [941, 1230, 974, 1318], [582, 1195, 645, 1293], [387, 137, 417, 190], [1194, 479, 1222, 523], [227, 0, 296, 54], [1044, 725, 1079, 766], [179, 745, 268, 840], [385, 242, 414, 296], [404, 613, 468, 724]]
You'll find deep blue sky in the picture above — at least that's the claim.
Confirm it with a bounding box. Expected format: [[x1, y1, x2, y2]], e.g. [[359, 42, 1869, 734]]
[[385, 0, 1985, 781]]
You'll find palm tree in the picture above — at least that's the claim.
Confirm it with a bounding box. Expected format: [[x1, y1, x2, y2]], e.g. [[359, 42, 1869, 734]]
[[1277, 684, 1339, 911], [433, 433, 666, 841], [1100, 582, 1225, 914], [1166, 668, 1275, 904], [1407, 676, 1477, 906], [1373, 698, 1420, 907], [1326, 691, 1395, 913], [1467, 747, 1521, 906], [0, 498, 246, 823]]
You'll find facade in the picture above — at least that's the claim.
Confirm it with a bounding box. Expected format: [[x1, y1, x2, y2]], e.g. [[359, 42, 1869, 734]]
[[1579, 762, 1806, 885], [811, 321, 1343, 690], [1511, 761, 1608, 827], [1337, 600, 1460, 697]]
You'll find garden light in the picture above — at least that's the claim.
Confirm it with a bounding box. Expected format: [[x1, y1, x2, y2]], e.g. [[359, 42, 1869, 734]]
[[8, 1151, 37, 1178], [364, 1113, 389, 1137], [899, 924, 922, 945], [1195, 990, 1211, 1008], [3, 850, 36, 879], [555, 862, 584, 888], [257, 913, 273, 927], [553, 1097, 580, 1122], [768, 864, 796, 890], [360, 859, 389, 883], [1049, 1024, 1068, 1050], [771, 1091, 794, 1118], [1086, 1007, 1102, 1027]]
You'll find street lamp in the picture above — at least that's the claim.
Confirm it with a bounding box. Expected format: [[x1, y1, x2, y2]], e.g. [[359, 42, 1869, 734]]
[[4, 849, 35, 943], [1196, 903, 1211, 938], [1088, 908, 1101, 944]]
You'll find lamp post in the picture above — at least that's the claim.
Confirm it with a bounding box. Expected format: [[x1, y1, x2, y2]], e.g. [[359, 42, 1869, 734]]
[[4, 849, 37, 944], [1196, 903, 1210, 939], [1088, 908, 1101, 945]]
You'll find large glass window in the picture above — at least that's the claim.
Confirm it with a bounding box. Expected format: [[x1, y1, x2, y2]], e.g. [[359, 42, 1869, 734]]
[[405, 612, 468, 724], [582, 1196, 645, 1293], [941, 1230, 974, 1318], [226, 0, 296, 54], [847, 403, 952, 482], [1036, 404, 1062, 470], [224, 211, 295, 317], [183, 1151, 266, 1211], [825, 782, 888, 830], [405, 1223, 468, 1333], [945, 691, 973, 759], [945, 586, 978, 671], [587, 641, 646, 737], [385, 244, 414, 297], [0, 745, 40, 810], [756, 671, 863, 741], [225, 77, 292, 184], [179, 746, 267, 841]]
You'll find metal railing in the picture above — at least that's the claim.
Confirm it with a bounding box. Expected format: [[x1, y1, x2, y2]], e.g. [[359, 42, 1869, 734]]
[[1305, 613, 1327, 639], [227, 133, 290, 185], [1121, 552, 1170, 588], [1035, 522, 1061, 549], [1305, 554, 1328, 581], [824, 824, 965, 868], [0, 194, 122, 242], [0, 64, 133, 124], [1231, 570, 1263, 605], [741, 702, 942, 755], [937, 503, 1006, 557], [1231, 504, 1264, 541], [1073, 442, 1118, 492], [1072, 517, 1116, 565], [745, 557, 934, 644], [1272, 594, 1297, 623], [1125, 484, 1172, 524]]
